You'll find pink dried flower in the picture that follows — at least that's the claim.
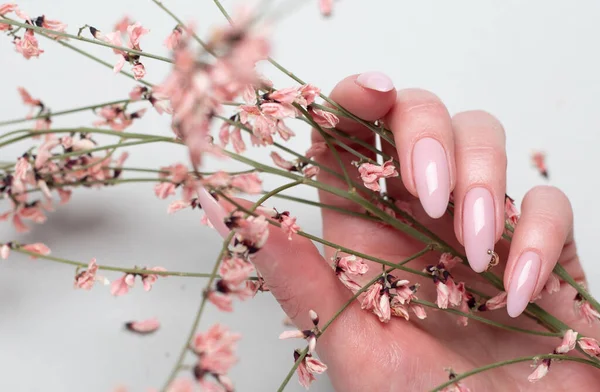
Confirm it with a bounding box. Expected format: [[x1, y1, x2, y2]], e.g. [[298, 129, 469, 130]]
[[440, 371, 471, 392], [505, 195, 520, 226], [305, 142, 328, 159], [544, 273, 560, 294], [435, 279, 450, 309], [113, 16, 132, 34], [482, 291, 508, 311], [1, 243, 10, 259], [456, 283, 474, 326], [127, 22, 149, 50], [14, 30, 44, 59], [319, 0, 334, 17], [17, 87, 42, 118], [303, 166, 319, 178], [280, 214, 300, 240], [334, 254, 368, 292], [110, 273, 136, 296], [296, 352, 327, 389], [0, 3, 17, 16], [164, 26, 183, 50], [21, 243, 50, 258], [219, 256, 255, 287], [167, 200, 191, 214], [132, 63, 146, 80], [358, 159, 399, 192], [260, 102, 296, 119], [230, 173, 262, 194], [141, 267, 167, 291], [125, 318, 160, 334], [555, 329, 577, 354], [74, 258, 108, 290], [154, 182, 176, 199], [14, 156, 31, 180], [129, 85, 147, 100], [208, 291, 234, 312], [578, 337, 600, 356], [267, 87, 299, 104], [270, 151, 296, 170], [298, 84, 320, 106], [166, 379, 194, 392], [374, 290, 391, 322], [528, 358, 550, 382], [38, 15, 68, 39], [439, 253, 462, 270], [531, 151, 548, 178], [309, 107, 339, 128], [193, 324, 240, 377], [574, 293, 600, 324]]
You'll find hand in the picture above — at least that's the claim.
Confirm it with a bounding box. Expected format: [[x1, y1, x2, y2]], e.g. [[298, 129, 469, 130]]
[[202, 73, 600, 391]]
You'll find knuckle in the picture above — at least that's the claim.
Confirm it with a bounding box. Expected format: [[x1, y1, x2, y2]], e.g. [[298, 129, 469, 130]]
[[396, 89, 448, 117], [525, 185, 573, 222], [453, 110, 506, 139]]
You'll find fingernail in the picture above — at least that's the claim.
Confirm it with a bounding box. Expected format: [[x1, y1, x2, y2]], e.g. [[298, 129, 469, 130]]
[[507, 251, 541, 318], [412, 138, 450, 219], [462, 187, 495, 273], [196, 186, 230, 238], [355, 72, 395, 92]]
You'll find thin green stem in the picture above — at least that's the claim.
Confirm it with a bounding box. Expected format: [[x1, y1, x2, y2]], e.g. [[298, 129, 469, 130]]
[[0, 18, 173, 63], [554, 264, 600, 313], [0, 99, 134, 127], [430, 354, 600, 391], [7, 246, 253, 279], [412, 299, 561, 337]]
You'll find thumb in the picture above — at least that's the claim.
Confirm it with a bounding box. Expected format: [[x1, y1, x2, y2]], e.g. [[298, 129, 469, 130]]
[[197, 187, 350, 328]]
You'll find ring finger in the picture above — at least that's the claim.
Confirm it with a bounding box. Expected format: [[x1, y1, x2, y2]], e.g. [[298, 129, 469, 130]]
[[452, 110, 507, 273]]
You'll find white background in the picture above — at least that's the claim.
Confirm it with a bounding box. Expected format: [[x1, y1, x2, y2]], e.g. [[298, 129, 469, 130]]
[[2, 0, 600, 391]]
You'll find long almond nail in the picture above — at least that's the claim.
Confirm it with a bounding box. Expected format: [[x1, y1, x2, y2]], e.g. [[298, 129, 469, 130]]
[[355, 72, 395, 92], [462, 187, 495, 272], [412, 138, 450, 219], [196, 186, 229, 238], [507, 251, 541, 318]]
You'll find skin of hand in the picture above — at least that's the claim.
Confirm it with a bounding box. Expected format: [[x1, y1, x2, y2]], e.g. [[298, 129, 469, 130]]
[[200, 73, 600, 391]]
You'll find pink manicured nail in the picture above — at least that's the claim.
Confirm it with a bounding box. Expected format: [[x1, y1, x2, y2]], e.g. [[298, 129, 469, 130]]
[[355, 72, 395, 92], [507, 251, 541, 318], [196, 186, 229, 238], [462, 187, 495, 273], [412, 138, 450, 219]]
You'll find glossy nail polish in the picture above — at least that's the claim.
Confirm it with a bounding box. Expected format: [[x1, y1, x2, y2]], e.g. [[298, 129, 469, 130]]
[[412, 138, 450, 219], [462, 187, 495, 273], [507, 251, 541, 318], [355, 72, 395, 92]]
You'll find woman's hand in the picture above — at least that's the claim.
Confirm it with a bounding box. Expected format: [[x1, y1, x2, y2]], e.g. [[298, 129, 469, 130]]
[[203, 73, 600, 391]]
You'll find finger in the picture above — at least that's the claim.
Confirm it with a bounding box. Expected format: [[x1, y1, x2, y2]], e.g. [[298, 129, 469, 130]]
[[197, 187, 350, 328], [504, 186, 574, 318], [452, 111, 507, 273], [313, 73, 396, 220], [312, 72, 397, 144], [384, 89, 455, 218]]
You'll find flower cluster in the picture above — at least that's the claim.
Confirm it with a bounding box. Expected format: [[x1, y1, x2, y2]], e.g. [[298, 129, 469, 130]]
[[110, 266, 167, 296], [187, 324, 241, 391], [2, 4, 67, 59], [361, 272, 426, 323], [279, 310, 327, 389], [528, 329, 578, 382], [88, 21, 149, 79], [0, 131, 129, 232]]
